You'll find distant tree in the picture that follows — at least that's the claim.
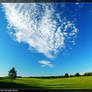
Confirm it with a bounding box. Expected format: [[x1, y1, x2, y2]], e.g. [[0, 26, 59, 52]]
[[64, 73, 69, 78], [83, 72, 92, 76], [75, 73, 80, 77], [70, 75, 74, 77], [8, 67, 17, 79], [17, 76, 22, 78]]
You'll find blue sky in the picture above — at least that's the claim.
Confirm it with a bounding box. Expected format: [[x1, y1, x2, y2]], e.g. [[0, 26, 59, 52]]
[[0, 3, 92, 77]]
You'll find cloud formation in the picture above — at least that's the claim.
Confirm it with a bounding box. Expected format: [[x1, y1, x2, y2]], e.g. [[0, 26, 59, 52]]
[[2, 3, 78, 58], [39, 60, 53, 67]]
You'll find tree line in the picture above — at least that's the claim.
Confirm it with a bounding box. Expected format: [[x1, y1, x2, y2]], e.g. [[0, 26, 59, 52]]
[[8, 67, 92, 79]]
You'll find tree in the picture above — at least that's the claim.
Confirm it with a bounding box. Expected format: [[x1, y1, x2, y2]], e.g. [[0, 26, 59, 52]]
[[83, 72, 92, 76], [75, 73, 80, 77], [70, 75, 74, 77], [8, 67, 17, 79], [64, 73, 69, 78]]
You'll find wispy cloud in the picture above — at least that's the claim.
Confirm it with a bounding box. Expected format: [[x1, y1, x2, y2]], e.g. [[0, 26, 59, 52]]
[[39, 60, 53, 68], [2, 3, 78, 58]]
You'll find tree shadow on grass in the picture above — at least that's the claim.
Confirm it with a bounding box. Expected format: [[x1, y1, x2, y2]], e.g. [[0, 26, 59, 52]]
[[0, 78, 38, 88], [0, 81, 36, 88]]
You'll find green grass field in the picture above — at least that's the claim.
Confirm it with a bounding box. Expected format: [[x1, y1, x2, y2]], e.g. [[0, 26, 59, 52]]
[[0, 76, 92, 90]]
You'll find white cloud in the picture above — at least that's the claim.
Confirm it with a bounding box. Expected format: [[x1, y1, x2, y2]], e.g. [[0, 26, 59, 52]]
[[2, 3, 78, 58], [39, 60, 53, 68]]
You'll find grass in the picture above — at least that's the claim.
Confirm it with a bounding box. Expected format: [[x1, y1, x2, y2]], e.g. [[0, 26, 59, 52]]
[[0, 76, 92, 90]]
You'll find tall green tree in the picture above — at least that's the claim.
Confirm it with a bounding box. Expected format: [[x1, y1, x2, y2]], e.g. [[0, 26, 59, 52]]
[[8, 67, 17, 79]]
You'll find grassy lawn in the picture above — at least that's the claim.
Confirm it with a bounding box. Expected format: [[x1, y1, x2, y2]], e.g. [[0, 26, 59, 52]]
[[0, 76, 92, 89]]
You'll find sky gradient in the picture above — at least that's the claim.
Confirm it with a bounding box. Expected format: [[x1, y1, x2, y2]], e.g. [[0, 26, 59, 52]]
[[0, 3, 92, 77]]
